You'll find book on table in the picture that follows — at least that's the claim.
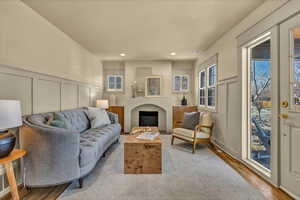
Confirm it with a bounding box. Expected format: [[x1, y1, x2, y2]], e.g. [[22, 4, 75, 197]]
[[136, 132, 160, 140]]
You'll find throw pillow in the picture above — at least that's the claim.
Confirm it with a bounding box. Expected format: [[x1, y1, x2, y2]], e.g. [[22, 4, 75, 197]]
[[46, 115, 54, 125], [87, 107, 111, 128], [200, 112, 213, 133], [49, 113, 72, 130], [182, 112, 200, 130], [50, 120, 68, 129]]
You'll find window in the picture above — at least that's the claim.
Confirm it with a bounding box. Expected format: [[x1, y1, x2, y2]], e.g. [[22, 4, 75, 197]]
[[198, 64, 217, 109], [207, 65, 217, 108], [199, 70, 206, 106], [173, 75, 189, 92], [107, 75, 123, 91]]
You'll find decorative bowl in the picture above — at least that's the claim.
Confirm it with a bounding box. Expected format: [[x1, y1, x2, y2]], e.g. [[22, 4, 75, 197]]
[[0, 133, 16, 158]]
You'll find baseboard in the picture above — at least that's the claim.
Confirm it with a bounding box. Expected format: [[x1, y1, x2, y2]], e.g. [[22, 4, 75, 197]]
[[211, 138, 241, 160], [280, 186, 300, 200]]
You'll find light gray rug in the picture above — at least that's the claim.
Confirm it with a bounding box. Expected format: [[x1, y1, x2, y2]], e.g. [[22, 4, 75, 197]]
[[59, 135, 265, 200]]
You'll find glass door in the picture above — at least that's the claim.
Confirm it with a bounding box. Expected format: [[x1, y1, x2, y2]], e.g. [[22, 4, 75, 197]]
[[243, 33, 272, 174]]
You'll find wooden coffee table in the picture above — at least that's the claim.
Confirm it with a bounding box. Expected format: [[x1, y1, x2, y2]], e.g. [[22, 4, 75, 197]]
[[124, 127, 162, 174]]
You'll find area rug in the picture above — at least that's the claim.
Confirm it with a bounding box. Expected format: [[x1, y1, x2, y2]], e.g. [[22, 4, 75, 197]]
[[58, 135, 265, 200]]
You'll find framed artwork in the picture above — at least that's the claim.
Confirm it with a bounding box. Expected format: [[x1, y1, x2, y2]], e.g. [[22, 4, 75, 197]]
[[145, 76, 161, 97]]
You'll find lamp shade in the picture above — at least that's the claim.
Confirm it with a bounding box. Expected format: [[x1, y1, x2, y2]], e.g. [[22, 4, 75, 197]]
[[96, 100, 109, 109], [0, 100, 22, 130]]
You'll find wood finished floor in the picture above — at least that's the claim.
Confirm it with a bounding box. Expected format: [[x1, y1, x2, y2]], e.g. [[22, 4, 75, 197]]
[[1, 144, 292, 200]]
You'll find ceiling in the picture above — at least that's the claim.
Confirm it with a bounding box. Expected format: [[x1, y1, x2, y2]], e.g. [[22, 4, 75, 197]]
[[22, 0, 266, 61]]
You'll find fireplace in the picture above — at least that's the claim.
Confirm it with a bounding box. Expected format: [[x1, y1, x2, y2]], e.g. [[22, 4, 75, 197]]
[[139, 111, 158, 127]]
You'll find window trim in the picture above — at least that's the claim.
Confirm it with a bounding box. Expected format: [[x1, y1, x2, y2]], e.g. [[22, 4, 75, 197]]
[[198, 60, 218, 111], [106, 75, 123, 92], [173, 75, 190, 92]]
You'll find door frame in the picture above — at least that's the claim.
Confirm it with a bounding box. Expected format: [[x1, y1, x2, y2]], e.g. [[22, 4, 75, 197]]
[[240, 26, 280, 185]]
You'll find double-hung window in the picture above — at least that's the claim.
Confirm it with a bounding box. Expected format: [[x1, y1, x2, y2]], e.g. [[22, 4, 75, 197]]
[[107, 75, 123, 92], [198, 62, 217, 110], [199, 70, 206, 106], [173, 75, 189, 92], [207, 65, 217, 108]]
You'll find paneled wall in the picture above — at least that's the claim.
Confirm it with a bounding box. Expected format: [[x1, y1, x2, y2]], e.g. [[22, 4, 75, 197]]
[[212, 77, 242, 158], [0, 64, 102, 115]]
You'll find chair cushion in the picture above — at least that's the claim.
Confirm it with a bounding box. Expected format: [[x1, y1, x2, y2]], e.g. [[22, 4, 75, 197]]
[[173, 128, 209, 139], [182, 112, 200, 130]]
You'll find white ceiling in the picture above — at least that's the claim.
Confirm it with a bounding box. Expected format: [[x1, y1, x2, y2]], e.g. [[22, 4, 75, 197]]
[[22, 0, 265, 61]]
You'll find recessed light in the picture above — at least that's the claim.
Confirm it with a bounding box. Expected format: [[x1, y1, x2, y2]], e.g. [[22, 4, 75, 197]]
[[170, 52, 176, 56], [120, 53, 126, 57]]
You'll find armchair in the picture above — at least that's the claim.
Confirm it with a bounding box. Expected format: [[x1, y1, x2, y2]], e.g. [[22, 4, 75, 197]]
[[171, 112, 214, 153]]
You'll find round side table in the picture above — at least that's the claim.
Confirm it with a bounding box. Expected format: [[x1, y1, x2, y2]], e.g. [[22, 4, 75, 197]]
[[0, 149, 26, 200]]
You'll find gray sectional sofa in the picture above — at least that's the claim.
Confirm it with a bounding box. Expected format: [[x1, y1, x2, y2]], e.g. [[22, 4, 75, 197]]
[[21, 108, 121, 187]]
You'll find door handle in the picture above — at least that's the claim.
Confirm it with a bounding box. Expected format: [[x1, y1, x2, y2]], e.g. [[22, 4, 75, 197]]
[[279, 114, 288, 119], [281, 101, 289, 108]]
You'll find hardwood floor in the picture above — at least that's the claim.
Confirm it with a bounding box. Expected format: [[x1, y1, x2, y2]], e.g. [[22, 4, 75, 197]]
[[209, 145, 293, 200], [0, 145, 293, 200], [1, 184, 69, 200]]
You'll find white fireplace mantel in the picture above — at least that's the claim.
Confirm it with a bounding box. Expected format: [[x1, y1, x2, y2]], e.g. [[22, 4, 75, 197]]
[[124, 96, 174, 133]]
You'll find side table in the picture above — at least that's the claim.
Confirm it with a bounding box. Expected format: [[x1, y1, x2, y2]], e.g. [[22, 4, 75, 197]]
[[0, 149, 26, 200]]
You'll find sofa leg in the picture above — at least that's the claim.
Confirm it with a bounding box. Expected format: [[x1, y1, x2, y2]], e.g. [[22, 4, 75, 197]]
[[79, 178, 83, 188]]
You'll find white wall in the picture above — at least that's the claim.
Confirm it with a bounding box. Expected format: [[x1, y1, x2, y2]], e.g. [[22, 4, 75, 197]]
[[195, 0, 287, 82], [102, 60, 195, 105], [194, 0, 291, 186], [0, 0, 103, 86], [194, 0, 287, 155]]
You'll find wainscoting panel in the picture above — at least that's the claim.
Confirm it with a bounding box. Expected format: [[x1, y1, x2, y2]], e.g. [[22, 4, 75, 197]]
[[0, 65, 102, 197], [36, 79, 61, 113], [0, 73, 32, 115], [226, 80, 242, 156], [79, 85, 91, 107], [61, 83, 78, 110], [209, 77, 241, 159], [0, 64, 102, 114], [213, 82, 227, 146]]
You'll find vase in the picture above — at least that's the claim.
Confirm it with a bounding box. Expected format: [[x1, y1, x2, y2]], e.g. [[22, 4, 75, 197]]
[[181, 95, 187, 105]]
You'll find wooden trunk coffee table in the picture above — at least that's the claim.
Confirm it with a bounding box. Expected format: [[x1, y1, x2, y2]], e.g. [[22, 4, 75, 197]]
[[124, 127, 162, 174]]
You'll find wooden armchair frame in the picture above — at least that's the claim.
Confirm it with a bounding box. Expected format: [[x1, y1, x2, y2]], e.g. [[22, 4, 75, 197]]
[[171, 123, 214, 153]]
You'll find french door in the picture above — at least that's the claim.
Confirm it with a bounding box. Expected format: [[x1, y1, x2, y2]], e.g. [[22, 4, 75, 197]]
[[279, 14, 300, 198], [243, 32, 273, 176]]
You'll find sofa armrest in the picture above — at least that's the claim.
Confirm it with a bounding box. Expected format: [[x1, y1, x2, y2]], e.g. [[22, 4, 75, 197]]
[[20, 121, 81, 187], [107, 112, 119, 124]]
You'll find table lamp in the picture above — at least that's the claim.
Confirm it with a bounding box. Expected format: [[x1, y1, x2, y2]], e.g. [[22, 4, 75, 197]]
[[0, 100, 22, 158], [96, 100, 109, 109]]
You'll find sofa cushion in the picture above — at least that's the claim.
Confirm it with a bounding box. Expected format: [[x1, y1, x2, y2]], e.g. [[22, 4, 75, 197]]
[[173, 128, 209, 140], [79, 123, 120, 167], [87, 107, 111, 128], [57, 109, 90, 133], [182, 112, 200, 130]]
